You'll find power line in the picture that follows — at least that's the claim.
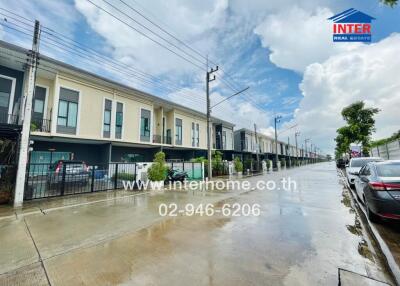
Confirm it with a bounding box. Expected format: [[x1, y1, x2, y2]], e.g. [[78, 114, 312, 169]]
[[117, 0, 208, 62], [0, 22, 206, 106], [85, 0, 206, 71]]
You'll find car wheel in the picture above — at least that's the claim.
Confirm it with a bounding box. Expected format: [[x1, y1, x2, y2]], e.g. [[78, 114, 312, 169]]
[[366, 200, 380, 223]]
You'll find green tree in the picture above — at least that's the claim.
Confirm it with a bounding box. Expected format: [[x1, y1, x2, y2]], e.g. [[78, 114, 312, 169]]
[[334, 101, 379, 157], [147, 151, 167, 181], [381, 0, 398, 6], [233, 157, 243, 172]]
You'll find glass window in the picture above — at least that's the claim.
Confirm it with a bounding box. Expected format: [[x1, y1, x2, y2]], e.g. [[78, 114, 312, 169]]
[[67, 102, 77, 127], [57, 88, 79, 134], [104, 110, 111, 132], [351, 158, 383, 168], [115, 102, 123, 139], [191, 122, 195, 147], [175, 118, 182, 145], [196, 123, 199, 147], [140, 109, 151, 141], [0, 92, 9, 108], [377, 164, 400, 177], [34, 99, 44, 113]]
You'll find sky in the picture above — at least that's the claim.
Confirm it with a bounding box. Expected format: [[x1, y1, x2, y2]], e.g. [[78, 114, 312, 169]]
[[0, 0, 399, 155]]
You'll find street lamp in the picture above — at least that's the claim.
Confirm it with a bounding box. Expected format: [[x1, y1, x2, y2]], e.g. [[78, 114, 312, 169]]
[[274, 115, 282, 171]]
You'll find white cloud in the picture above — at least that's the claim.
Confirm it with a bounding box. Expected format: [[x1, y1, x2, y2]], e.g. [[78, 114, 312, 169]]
[[74, 0, 228, 76], [287, 33, 400, 154], [254, 6, 360, 72]]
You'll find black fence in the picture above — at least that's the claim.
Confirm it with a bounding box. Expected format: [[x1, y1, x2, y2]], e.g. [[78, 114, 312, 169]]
[[24, 162, 138, 200], [0, 165, 17, 204]]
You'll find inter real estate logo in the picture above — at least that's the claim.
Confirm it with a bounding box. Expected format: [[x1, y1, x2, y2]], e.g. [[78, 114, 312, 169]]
[[328, 8, 375, 42]]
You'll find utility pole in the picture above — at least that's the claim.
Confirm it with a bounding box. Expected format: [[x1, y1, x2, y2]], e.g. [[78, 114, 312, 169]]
[[273, 115, 281, 171], [287, 136, 291, 168], [304, 138, 310, 165], [295, 131, 300, 166], [206, 59, 218, 179], [254, 123, 260, 171], [14, 20, 41, 207]]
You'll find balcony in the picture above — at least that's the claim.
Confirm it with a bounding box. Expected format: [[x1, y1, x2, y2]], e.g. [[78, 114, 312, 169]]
[[0, 113, 19, 125], [152, 134, 172, 145], [31, 118, 51, 133]]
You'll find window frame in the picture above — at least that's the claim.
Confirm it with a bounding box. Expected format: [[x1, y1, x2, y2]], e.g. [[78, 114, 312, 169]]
[[102, 98, 113, 138], [0, 74, 16, 122], [115, 101, 124, 140], [56, 85, 81, 135], [175, 117, 183, 145], [139, 108, 152, 142]]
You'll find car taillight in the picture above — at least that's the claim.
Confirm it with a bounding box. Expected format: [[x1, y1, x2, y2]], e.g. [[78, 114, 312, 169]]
[[55, 162, 62, 173], [369, 182, 400, 191]]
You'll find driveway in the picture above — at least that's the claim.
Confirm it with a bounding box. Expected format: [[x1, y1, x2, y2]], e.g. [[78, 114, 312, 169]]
[[0, 162, 395, 285]]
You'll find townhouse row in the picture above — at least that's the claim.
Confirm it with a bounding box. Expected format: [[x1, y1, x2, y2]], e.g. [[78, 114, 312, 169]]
[[0, 40, 313, 168]]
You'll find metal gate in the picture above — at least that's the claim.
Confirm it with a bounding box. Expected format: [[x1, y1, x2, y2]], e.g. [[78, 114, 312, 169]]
[[24, 162, 138, 200]]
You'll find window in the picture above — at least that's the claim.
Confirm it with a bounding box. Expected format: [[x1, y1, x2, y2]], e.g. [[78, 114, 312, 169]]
[[191, 122, 195, 147], [222, 131, 226, 149], [196, 123, 199, 147], [33, 86, 46, 116], [115, 102, 123, 139], [57, 87, 79, 134], [140, 109, 151, 141], [103, 99, 112, 138], [175, 118, 182, 145]]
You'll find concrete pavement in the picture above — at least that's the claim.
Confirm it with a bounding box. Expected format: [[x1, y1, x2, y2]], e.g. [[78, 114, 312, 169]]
[[0, 162, 395, 285]]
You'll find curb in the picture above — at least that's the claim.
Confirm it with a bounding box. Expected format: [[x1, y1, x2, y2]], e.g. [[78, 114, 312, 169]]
[[339, 168, 400, 285]]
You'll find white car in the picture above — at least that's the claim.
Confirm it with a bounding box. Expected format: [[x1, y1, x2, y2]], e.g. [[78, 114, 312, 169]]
[[346, 157, 383, 187]]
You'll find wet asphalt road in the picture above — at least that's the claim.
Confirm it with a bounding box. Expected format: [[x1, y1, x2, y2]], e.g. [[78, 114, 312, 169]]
[[0, 162, 395, 285]]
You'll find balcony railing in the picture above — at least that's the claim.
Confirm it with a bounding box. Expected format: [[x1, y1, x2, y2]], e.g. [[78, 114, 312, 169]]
[[152, 135, 172, 145], [153, 134, 162, 143], [31, 118, 51, 133], [0, 113, 19, 125]]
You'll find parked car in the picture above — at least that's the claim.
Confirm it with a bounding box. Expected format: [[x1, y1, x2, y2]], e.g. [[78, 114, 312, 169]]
[[346, 157, 383, 187], [47, 160, 90, 189], [354, 161, 400, 222]]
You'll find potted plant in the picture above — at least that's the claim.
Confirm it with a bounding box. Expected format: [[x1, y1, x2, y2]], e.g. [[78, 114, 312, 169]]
[[234, 157, 243, 176], [147, 151, 167, 190]]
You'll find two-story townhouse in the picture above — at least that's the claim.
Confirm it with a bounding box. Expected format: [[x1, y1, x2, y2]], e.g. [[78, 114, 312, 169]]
[[0, 41, 221, 166], [211, 117, 235, 159]]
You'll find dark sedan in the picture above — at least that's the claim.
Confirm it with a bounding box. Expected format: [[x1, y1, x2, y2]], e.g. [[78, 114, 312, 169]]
[[354, 161, 400, 223]]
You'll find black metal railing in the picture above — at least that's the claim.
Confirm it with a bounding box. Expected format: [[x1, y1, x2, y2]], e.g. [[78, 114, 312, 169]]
[[153, 134, 162, 143], [164, 136, 172, 144], [31, 118, 51, 132], [24, 162, 138, 200], [0, 113, 19, 125]]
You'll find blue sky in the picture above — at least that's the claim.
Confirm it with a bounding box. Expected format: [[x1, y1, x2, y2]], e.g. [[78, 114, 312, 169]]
[[0, 0, 399, 154]]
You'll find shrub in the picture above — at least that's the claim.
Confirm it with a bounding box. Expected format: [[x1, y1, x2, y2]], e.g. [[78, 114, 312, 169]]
[[112, 172, 135, 181], [212, 151, 223, 174], [266, 160, 272, 169], [234, 157, 243, 172], [147, 151, 167, 181], [280, 159, 286, 167]]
